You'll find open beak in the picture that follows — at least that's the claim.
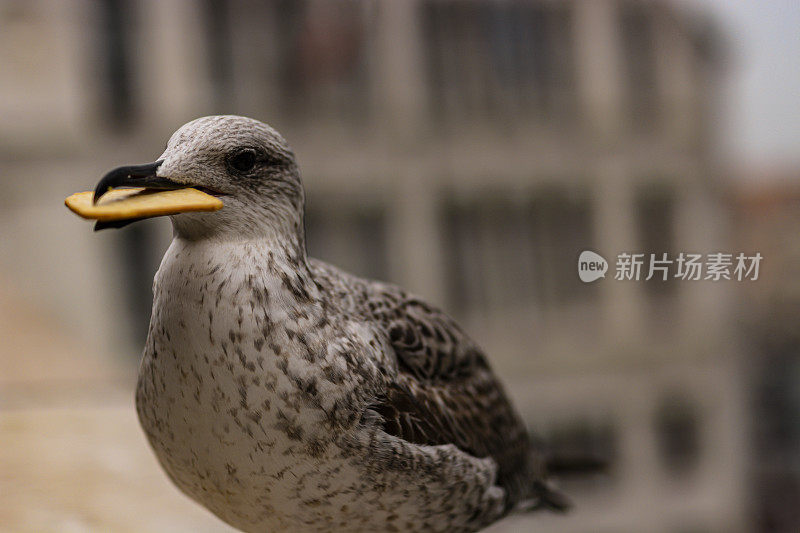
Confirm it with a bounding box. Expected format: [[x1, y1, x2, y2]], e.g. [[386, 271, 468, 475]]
[[63, 160, 223, 231], [93, 160, 177, 203], [92, 159, 191, 230]]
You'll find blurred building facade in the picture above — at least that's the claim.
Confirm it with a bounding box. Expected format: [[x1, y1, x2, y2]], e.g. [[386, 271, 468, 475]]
[[732, 175, 800, 533], [0, 1, 752, 532]]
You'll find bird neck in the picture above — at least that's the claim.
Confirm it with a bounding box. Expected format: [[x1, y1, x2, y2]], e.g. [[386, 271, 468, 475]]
[[170, 202, 308, 263], [168, 227, 312, 286]]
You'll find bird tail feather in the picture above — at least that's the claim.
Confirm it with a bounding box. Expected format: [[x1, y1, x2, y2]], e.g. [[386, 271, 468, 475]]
[[516, 480, 572, 513], [516, 450, 608, 514]]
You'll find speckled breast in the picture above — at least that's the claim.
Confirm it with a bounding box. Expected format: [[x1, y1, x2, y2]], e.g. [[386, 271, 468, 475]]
[[133, 239, 373, 530]]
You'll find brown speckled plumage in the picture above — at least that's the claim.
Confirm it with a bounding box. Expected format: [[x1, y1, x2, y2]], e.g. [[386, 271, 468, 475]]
[[116, 116, 566, 532]]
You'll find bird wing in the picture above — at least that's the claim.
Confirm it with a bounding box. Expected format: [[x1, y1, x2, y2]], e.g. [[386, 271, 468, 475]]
[[309, 259, 546, 506]]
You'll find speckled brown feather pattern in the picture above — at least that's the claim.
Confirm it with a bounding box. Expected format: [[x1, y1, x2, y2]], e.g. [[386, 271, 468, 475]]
[[121, 116, 564, 533], [309, 259, 544, 510]]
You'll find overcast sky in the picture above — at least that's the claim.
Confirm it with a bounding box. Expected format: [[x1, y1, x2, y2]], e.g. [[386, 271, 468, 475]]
[[690, 0, 800, 171]]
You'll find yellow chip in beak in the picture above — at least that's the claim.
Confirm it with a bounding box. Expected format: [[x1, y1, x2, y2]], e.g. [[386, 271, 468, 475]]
[[65, 188, 223, 222]]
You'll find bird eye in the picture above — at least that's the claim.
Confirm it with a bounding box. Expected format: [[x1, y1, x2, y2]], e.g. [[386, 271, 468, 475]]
[[228, 149, 257, 173]]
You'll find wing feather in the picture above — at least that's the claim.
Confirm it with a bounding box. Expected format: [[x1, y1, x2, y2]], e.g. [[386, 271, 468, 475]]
[[310, 259, 547, 507]]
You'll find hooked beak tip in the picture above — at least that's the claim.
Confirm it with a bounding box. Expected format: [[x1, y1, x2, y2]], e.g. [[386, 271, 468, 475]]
[[92, 160, 167, 204]]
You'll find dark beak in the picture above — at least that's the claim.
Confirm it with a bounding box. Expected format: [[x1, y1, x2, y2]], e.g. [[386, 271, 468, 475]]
[[93, 217, 147, 231], [93, 160, 181, 204], [92, 159, 185, 231]]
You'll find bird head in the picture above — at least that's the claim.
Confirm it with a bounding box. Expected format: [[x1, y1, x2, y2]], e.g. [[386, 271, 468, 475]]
[[93, 115, 305, 242]]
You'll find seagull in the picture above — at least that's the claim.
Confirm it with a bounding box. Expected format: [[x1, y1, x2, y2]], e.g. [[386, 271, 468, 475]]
[[92, 115, 569, 532]]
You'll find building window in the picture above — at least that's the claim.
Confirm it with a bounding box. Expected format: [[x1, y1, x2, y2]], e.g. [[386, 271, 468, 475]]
[[752, 333, 800, 533], [269, 0, 373, 124], [619, 2, 660, 132], [443, 196, 542, 315], [421, 0, 576, 128], [305, 198, 389, 282], [97, 0, 136, 129], [654, 392, 701, 477], [636, 185, 676, 296], [441, 188, 595, 317], [202, 0, 235, 111], [529, 189, 595, 306], [442, 199, 492, 314], [201, 0, 374, 124]]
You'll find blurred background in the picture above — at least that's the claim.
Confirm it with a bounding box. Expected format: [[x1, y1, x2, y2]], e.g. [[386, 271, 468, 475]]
[[1, 0, 798, 531]]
